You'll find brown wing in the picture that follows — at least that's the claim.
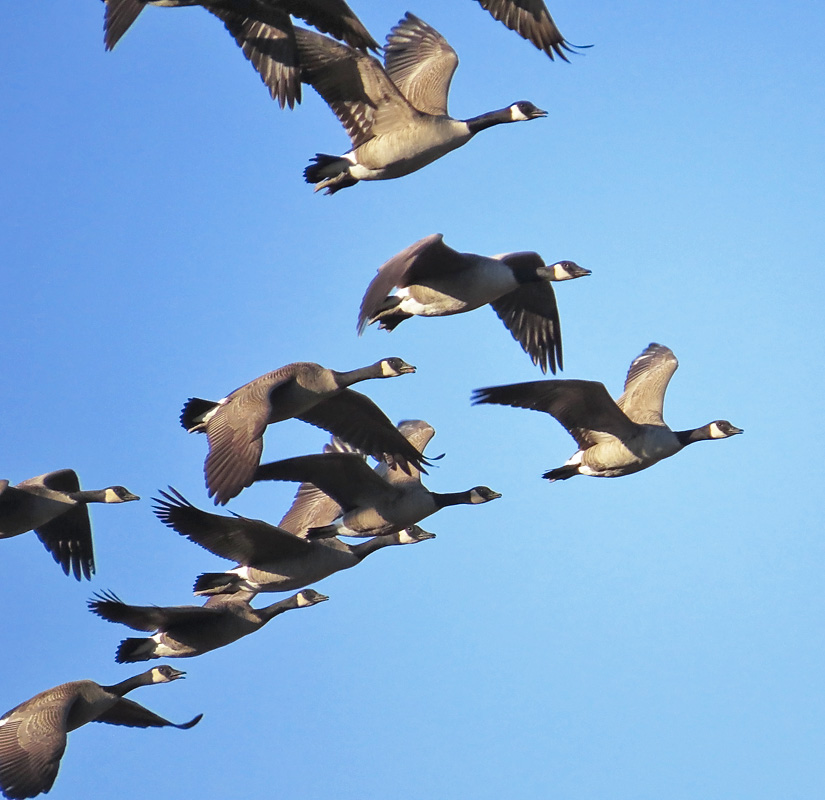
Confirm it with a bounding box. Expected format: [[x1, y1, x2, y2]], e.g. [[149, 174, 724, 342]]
[[94, 699, 202, 730], [472, 380, 638, 449], [103, 0, 146, 51], [383, 13, 458, 116], [152, 488, 311, 563], [32, 470, 95, 581], [212, 8, 300, 109], [489, 281, 563, 374], [296, 389, 428, 473], [294, 27, 418, 148], [474, 0, 579, 61], [617, 343, 679, 426], [256, 453, 400, 510], [282, 0, 379, 51], [88, 590, 223, 632]]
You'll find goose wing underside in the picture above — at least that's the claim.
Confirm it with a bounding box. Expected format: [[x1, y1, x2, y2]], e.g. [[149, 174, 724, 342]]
[[256, 453, 399, 510], [211, 9, 301, 109], [153, 489, 311, 564], [284, 0, 379, 51], [103, 0, 146, 51], [489, 281, 563, 375], [89, 591, 222, 632], [296, 390, 428, 473], [357, 234, 466, 333], [278, 478, 342, 537], [472, 380, 638, 448], [94, 699, 202, 730], [474, 0, 576, 61], [383, 13, 458, 117], [0, 690, 73, 800], [295, 27, 417, 147], [617, 343, 679, 426]]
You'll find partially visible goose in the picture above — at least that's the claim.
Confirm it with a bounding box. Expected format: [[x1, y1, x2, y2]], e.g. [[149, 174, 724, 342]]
[[101, 0, 378, 108], [297, 12, 547, 194], [0, 471, 139, 580], [152, 488, 434, 595], [254, 419, 501, 538], [358, 233, 590, 374], [180, 358, 426, 505], [472, 343, 743, 480], [0, 665, 201, 800], [89, 587, 328, 662], [473, 0, 588, 61]]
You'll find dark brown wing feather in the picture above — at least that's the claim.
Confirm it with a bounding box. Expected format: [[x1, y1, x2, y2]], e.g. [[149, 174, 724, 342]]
[[474, 0, 577, 61], [94, 699, 202, 729], [88, 590, 222, 632], [489, 282, 563, 374], [255, 453, 399, 510], [472, 380, 638, 448], [103, 0, 146, 51], [152, 488, 311, 563], [296, 389, 428, 473], [283, 0, 379, 51]]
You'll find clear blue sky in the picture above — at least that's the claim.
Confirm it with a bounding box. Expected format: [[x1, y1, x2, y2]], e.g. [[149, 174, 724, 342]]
[[2, 1, 824, 798]]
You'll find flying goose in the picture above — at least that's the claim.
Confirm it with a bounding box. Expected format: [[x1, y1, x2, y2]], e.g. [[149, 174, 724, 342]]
[[358, 233, 590, 374], [473, 0, 587, 61], [254, 420, 501, 538], [101, 0, 378, 108], [0, 470, 139, 580], [88, 587, 328, 662], [152, 488, 435, 595], [0, 666, 201, 799], [296, 12, 547, 194], [472, 343, 743, 480], [180, 358, 426, 505]]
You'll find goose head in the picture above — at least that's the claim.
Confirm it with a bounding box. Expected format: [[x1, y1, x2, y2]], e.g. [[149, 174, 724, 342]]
[[508, 101, 548, 121], [468, 486, 502, 504], [297, 589, 330, 607], [379, 357, 416, 377], [103, 486, 141, 503]]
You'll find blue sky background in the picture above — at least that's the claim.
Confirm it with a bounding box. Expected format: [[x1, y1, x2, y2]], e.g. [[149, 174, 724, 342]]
[[2, 1, 824, 797]]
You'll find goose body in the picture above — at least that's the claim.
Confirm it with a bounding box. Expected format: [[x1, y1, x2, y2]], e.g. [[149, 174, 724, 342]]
[[152, 488, 434, 595], [472, 343, 743, 480], [254, 420, 501, 538], [0, 471, 139, 580], [89, 588, 328, 662], [102, 0, 378, 108], [297, 13, 547, 194], [180, 358, 425, 505], [0, 666, 201, 799], [358, 234, 590, 373]]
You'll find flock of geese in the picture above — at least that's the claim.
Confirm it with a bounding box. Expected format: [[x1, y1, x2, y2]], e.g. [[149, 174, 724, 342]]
[[0, 2, 743, 798]]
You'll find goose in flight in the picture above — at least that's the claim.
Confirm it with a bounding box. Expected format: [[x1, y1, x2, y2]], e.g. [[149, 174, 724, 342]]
[[0, 665, 200, 799], [0, 470, 139, 580], [180, 358, 425, 505], [358, 233, 590, 374], [297, 12, 547, 194], [472, 343, 743, 480]]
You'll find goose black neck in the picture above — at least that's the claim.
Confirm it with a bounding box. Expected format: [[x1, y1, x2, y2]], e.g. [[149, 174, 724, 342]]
[[432, 490, 473, 509], [464, 107, 515, 135], [101, 670, 154, 696], [258, 594, 300, 622], [675, 426, 711, 447], [333, 363, 382, 387], [68, 489, 108, 503], [351, 532, 403, 560]]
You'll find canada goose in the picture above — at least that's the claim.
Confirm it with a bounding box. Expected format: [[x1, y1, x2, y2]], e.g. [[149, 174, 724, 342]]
[[473, 0, 587, 61], [0, 471, 139, 580], [472, 343, 743, 480], [0, 665, 201, 799], [88, 587, 328, 662], [180, 358, 426, 505], [358, 233, 590, 374], [254, 420, 501, 538], [152, 488, 434, 595], [101, 0, 378, 108], [296, 13, 547, 194]]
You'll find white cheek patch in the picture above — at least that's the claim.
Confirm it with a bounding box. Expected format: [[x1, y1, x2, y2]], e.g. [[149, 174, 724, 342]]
[[509, 105, 530, 121], [709, 422, 727, 439], [297, 593, 311, 607]]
